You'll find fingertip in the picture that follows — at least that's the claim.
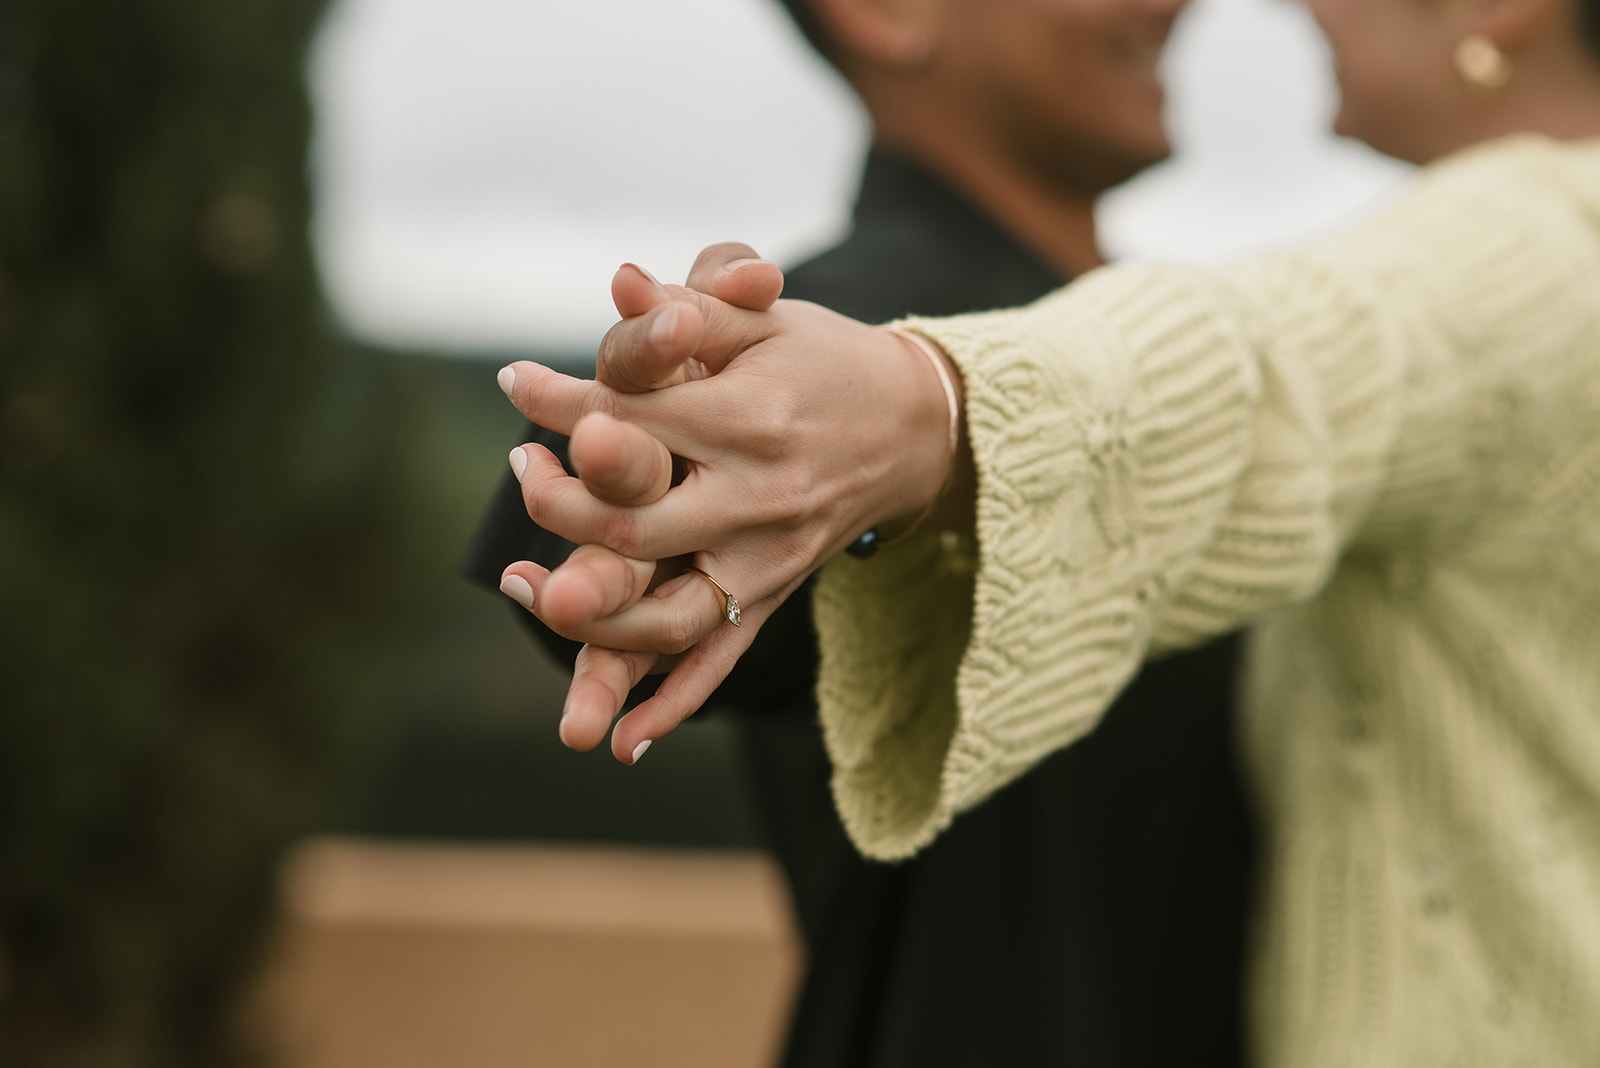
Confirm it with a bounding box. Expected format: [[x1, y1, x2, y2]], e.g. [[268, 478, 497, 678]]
[[619, 262, 662, 289], [723, 258, 783, 307], [598, 299, 701, 392], [569, 410, 673, 506], [539, 565, 604, 630], [570, 407, 616, 438], [499, 572, 535, 610], [649, 303, 682, 349], [642, 301, 705, 386], [567, 411, 603, 475], [498, 359, 543, 399], [613, 262, 668, 319], [611, 725, 642, 764], [499, 561, 551, 610], [557, 703, 595, 751], [689, 241, 762, 279], [559, 668, 612, 752], [683, 243, 783, 310], [610, 698, 689, 765]]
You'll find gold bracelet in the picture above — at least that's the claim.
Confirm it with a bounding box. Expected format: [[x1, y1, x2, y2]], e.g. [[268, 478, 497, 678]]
[[874, 326, 960, 548]]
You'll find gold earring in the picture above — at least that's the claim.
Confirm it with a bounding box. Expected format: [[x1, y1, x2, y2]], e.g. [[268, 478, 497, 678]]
[[1455, 34, 1513, 91]]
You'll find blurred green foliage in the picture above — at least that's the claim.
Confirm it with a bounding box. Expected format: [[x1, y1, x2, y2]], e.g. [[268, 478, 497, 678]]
[[0, 1, 759, 1064], [325, 355, 762, 855], [0, 0, 419, 1062]]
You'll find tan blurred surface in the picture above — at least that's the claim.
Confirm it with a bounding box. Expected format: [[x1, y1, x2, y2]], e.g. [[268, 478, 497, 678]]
[[250, 838, 802, 1068]]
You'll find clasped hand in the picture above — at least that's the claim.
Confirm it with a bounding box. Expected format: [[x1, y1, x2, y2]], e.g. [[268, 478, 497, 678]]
[[495, 244, 954, 764]]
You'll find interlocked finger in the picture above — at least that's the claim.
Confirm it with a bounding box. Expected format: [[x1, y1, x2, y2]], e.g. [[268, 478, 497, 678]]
[[597, 289, 777, 387], [532, 564, 738, 655], [597, 290, 707, 392], [684, 243, 784, 311], [561, 645, 661, 754], [537, 543, 659, 634], [568, 411, 675, 507], [514, 440, 732, 561], [606, 611, 766, 763]]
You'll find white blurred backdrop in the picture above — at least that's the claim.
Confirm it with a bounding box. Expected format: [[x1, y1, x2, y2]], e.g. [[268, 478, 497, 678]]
[[307, 0, 1413, 356]]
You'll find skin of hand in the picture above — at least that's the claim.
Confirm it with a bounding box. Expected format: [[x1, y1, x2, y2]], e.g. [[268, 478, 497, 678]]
[[576, 242, 787, 504], [538, 246, 786, 626], [497, 262, 967, 763], [499, 245, 784, 755]]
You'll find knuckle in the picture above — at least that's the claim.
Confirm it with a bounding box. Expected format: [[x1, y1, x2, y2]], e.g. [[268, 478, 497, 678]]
[[597, 669, 631, 711], [520, 477, 547, 522], [663, 609, 704, 656], [518, 365, 557, 412], [767, 480, 819, 529], [596, 326, 623, 374], [602, 510, 646, 559], [522, 474, 559, 526], [739, 395, 800, 461], [597, 335, 649, 395], [615, 558, 648, 607]]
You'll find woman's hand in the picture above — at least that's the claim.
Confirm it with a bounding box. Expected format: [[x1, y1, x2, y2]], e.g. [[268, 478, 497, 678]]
[[497, 271, 960, 762], [498, 245, 788, 758]]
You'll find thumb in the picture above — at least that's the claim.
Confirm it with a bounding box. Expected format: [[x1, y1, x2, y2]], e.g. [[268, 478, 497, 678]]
[[612, 262, 670, 319], [682, 242, 784, 311]]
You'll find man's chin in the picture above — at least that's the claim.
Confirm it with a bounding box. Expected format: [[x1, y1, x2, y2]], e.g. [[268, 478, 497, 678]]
[[1029, 131, 1174, 199], [1093, 137, 1174, 192]]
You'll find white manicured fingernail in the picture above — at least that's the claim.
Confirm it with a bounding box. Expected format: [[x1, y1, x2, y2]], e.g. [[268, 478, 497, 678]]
[[499, 574, 535, 609], [630, 740, 652, 764], [508, 447, 527, 480], [497, 365, 516, 396], [724, 257, 763, 272]]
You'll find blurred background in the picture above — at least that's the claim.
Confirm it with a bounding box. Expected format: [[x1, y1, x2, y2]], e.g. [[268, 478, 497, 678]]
[[0, 0, 1407, 1064]]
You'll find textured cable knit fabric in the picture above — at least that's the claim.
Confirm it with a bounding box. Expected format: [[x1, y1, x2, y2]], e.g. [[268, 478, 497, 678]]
[[811, 134, 1600, 1065]]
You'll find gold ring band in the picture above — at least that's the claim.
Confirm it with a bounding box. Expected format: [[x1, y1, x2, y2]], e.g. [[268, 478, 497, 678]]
[[687, 566, 742, 627]]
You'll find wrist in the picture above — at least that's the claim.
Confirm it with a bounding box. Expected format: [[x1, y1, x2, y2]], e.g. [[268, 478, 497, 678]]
[[849, 327, 965, 555]]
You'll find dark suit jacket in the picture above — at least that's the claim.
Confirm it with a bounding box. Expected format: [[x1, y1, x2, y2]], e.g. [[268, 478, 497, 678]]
[[462, 150, 1255, 1068]]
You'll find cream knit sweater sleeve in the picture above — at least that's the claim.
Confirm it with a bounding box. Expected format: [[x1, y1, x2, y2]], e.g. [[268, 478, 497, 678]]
[[810, 135, 1600, 861]]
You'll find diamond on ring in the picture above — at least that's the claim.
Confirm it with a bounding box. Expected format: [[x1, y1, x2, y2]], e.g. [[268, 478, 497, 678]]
[[687, 566, 743, 628]]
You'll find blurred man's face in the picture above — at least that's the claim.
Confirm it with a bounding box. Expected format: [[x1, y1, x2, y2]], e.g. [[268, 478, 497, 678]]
[[940, 0, 1189, 194]]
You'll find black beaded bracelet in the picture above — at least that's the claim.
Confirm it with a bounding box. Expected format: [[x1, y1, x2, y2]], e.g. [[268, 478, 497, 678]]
[[846, 528, 880, 558]]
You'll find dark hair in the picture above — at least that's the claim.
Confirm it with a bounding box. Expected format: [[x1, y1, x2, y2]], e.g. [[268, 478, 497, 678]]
[[777, 0, 1600, 72], [1584, 0, 1600, 59], [772, 0, 837, 63]]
